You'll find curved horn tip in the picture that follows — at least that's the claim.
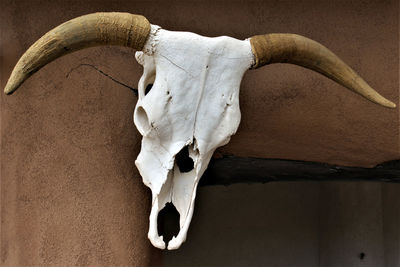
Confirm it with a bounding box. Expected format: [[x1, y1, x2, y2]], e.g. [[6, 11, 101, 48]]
[[4, 79, 20, 95], [5, 83, 17, 95], [4, 88, 11, 95], [4, 90, 13, 95], [382, 100, 396, 109], [4, 70, 24, 95]]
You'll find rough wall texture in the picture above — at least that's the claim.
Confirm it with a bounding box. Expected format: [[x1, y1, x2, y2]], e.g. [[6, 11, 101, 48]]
[[225, 0, 399, 167], [1, 0, 399, 266], [1, 1, 162, 266]]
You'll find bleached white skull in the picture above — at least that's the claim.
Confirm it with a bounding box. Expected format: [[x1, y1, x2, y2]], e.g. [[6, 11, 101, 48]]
[[133, 26, 253, 249], [4, 12, 395, 250]]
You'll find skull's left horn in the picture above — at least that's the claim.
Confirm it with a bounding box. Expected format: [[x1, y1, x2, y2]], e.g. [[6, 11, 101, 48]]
[[4, 12, 150, 95], [249, 34, 396, 108]]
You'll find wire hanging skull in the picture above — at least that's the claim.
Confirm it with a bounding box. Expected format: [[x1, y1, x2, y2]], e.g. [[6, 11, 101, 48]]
[[4, 12, 395, 250]]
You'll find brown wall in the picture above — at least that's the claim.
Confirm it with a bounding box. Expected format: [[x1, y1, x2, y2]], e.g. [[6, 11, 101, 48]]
[[1, 1, 162, 266], [1, 0, 399, 266]]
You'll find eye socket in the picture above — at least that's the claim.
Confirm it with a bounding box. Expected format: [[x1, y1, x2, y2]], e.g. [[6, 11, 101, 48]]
[[134, 106, 151, 134], [145, 83, 153, 95]]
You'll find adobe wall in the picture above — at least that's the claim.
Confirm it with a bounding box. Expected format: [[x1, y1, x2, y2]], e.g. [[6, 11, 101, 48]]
[[1, 0, 398, 266]]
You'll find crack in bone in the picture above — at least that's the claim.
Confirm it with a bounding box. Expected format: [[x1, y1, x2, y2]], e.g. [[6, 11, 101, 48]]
[[159, 54, 195, 78]]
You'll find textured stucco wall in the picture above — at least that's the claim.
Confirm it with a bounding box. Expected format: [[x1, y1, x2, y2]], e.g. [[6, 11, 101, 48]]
[[1, 0, 399, 266], [1, 1, 162, 266]]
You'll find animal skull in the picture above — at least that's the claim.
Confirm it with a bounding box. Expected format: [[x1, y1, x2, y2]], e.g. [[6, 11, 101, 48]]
[[134, 26, 253, 249], [4, 12, 395, 250]]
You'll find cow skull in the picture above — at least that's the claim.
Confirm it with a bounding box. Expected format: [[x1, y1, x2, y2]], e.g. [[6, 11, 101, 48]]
[[4, 12, 395, 250], [134, 25, 252, 249]]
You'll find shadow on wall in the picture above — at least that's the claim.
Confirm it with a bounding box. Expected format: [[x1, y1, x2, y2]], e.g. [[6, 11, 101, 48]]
[[162, 182, 399, 267]]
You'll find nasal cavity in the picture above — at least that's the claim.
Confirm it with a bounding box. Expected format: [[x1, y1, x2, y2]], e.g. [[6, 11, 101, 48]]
[[157, 202, 180, 246], [176, 145, 194, 173], [145, 83, 153, 95]]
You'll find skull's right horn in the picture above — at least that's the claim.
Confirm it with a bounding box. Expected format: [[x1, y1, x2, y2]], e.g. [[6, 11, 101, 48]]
[[4, 12, 150, 95], [249, 34, 396, 108]]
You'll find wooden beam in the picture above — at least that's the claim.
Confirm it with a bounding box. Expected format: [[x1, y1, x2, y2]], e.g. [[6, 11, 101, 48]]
[[200, 157, 400, 186]]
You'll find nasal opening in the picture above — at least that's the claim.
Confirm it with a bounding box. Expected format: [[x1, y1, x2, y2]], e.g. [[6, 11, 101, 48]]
[[175, 145, 194, 173], [157, 202, 181, 247]]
